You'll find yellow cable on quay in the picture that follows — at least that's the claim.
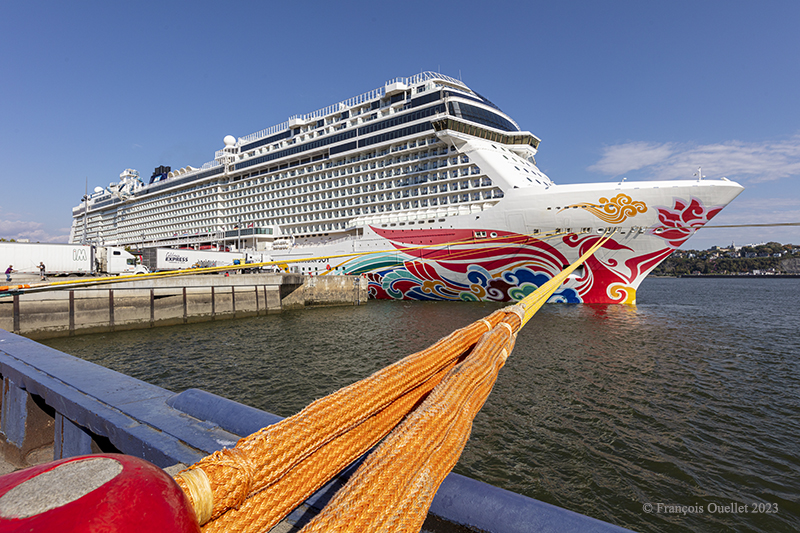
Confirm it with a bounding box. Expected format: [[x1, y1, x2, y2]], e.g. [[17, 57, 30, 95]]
[[172, 230, 615, 533], [0, 227, 575, 294]]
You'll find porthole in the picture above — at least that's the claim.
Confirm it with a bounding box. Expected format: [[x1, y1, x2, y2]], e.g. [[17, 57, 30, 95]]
[[489, 232, 498, 238]]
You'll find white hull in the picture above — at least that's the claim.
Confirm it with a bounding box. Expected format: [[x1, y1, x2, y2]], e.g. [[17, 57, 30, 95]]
[[270, 179, 742, 303]]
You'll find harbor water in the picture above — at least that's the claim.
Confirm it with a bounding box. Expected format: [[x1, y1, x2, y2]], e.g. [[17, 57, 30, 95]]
[[44, 277, 800, 532]]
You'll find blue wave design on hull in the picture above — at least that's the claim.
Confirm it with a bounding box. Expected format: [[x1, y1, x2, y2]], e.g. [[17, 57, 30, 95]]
[[368, 263, 584, 303]]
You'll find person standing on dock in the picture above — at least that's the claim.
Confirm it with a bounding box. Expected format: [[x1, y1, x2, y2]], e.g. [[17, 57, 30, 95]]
[[39, 262, 47, 281], [5, 265, 13, 282]]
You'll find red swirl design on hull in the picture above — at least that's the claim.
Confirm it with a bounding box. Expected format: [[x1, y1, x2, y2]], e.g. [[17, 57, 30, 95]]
[[360, 196, 724, 304]]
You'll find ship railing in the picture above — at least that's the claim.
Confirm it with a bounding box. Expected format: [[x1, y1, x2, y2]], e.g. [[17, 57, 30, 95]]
[[288, 234, 357, 249], [386, 71, 469, 90], [157, 233, 218, 249], [239, 119, 295, 144], [239, 86, 384, 145], [238, 72, 468, 146], [200, 160, 222, 170]]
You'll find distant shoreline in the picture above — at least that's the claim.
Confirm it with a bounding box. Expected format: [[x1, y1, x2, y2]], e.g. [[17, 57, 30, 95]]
[[652, 274, 800, 279]]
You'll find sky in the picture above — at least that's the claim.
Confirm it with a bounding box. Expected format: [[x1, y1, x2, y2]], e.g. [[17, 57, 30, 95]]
[[1, 0, 799, 250]]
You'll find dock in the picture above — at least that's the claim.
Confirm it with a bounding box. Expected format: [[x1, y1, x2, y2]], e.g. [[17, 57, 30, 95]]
[[0, 272, 367, 340]]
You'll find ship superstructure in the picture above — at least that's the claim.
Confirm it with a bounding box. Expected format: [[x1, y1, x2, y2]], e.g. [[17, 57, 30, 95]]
[[70, 72, 743, 303]]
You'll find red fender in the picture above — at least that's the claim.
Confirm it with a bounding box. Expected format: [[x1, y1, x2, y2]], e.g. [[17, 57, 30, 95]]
[[0, 454, 199, 532]]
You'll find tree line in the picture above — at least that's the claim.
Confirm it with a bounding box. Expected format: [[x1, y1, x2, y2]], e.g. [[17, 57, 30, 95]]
[[651, 242, 799, 276]]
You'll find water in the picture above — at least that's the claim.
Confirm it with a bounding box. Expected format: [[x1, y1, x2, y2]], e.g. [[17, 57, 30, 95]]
[[44, 277, 800, 532]]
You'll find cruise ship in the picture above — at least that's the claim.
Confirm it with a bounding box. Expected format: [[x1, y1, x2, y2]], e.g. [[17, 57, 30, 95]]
[[69, 72, 743, 303]]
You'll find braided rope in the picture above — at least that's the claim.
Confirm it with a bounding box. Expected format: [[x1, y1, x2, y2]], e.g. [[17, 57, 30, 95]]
[[299, 322, 515, 532], [175, 231, 614, 531], [177, 310, 505, 523], [201, 361, 458, 533]]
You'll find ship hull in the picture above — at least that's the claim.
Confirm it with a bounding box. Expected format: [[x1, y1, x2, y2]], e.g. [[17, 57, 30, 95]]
[[68, 72, 744, 304], [270, 179, 743, 304]]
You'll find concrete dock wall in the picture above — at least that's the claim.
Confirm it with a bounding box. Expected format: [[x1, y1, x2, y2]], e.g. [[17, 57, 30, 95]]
[[0, 273, 368, 340]]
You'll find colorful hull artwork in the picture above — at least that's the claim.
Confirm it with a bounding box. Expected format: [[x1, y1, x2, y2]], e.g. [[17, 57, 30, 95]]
[[333, 194, 731, 304]]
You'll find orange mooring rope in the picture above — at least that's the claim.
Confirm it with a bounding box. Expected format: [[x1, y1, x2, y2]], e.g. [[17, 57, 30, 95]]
[[300, 321, 517, 533], [174, 309, 510, 526], [201, 361, 455, 533], [174, 231, 614, 532]]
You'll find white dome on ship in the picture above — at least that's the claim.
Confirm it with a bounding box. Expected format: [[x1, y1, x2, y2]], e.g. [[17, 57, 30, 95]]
[[223, 135, 236, 147]]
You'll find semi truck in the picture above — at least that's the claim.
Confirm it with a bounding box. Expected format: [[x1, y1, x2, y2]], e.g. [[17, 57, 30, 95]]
[[0, 243, 148, 276], [141, 248, 246, 272], [244, 251, 279, 272], [95, 246, 149, 275]]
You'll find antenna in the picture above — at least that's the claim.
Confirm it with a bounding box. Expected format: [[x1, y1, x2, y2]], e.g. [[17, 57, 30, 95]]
[[693, 167, 705, 180], [81, 177, 88, 245]]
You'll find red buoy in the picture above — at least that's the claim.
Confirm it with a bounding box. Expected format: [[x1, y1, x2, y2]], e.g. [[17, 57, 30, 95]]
[[0, 454, 200, 532]]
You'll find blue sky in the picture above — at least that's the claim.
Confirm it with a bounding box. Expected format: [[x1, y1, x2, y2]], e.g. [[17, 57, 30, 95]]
[[1, 1, 798, 250]]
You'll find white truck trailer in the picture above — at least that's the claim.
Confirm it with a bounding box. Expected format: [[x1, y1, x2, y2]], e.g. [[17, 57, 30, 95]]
[[0, 243, 147, 276], [142, 248, 245, 271]]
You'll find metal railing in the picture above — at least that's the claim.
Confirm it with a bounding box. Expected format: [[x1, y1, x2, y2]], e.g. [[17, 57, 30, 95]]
[[239, 72, 470, 145]]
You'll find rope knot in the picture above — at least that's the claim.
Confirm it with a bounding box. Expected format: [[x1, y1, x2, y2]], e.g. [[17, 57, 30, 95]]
[[215, 446, 257, 504]]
